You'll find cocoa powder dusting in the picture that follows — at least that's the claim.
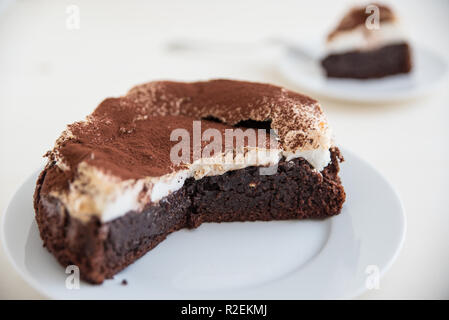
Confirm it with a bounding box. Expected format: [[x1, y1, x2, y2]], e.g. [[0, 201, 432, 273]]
[[46, 80, 326, 192]]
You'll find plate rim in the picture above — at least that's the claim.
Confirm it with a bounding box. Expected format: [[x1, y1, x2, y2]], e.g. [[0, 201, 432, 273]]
[[1, 146, 406, 299], [1, 169, 54, 299], [337, 147, 407, 299]]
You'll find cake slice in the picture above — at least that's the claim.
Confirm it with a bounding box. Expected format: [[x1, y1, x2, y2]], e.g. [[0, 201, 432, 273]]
[[34, 80, 346, 284], [321, 3, 412, 79]]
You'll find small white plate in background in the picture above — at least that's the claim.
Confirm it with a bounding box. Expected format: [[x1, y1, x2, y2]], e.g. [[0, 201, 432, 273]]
[[279, 43, 448, 103]]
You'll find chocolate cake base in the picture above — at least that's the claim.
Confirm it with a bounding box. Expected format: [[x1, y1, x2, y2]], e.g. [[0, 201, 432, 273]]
[[321, 43, 412, 79], [34, 148, 345, 284]]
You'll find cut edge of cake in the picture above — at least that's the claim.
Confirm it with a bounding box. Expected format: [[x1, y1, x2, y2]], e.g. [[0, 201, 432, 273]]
[[34, 79, 346, 284]]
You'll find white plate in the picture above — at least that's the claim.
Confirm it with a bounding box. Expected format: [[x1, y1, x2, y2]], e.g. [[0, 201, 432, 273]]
[[1, 148, 405, 299], [279, 43, 448, 103]]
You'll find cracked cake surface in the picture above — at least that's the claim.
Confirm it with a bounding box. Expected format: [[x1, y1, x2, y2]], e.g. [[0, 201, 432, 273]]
[[43, 79, 334, 222]]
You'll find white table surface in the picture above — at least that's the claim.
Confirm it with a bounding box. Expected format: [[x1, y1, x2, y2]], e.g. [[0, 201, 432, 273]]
[[1, 0, 448, 299]]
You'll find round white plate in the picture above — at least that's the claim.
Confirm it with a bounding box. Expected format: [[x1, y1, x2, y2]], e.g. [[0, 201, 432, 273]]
[[2, 148, 405, 299], [279, 43, 448, 103]]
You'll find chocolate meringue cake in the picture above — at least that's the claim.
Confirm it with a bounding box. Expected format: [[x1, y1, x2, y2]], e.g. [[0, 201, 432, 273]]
[[34, 80, 346, 284], [321, 3, 412, 79]]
